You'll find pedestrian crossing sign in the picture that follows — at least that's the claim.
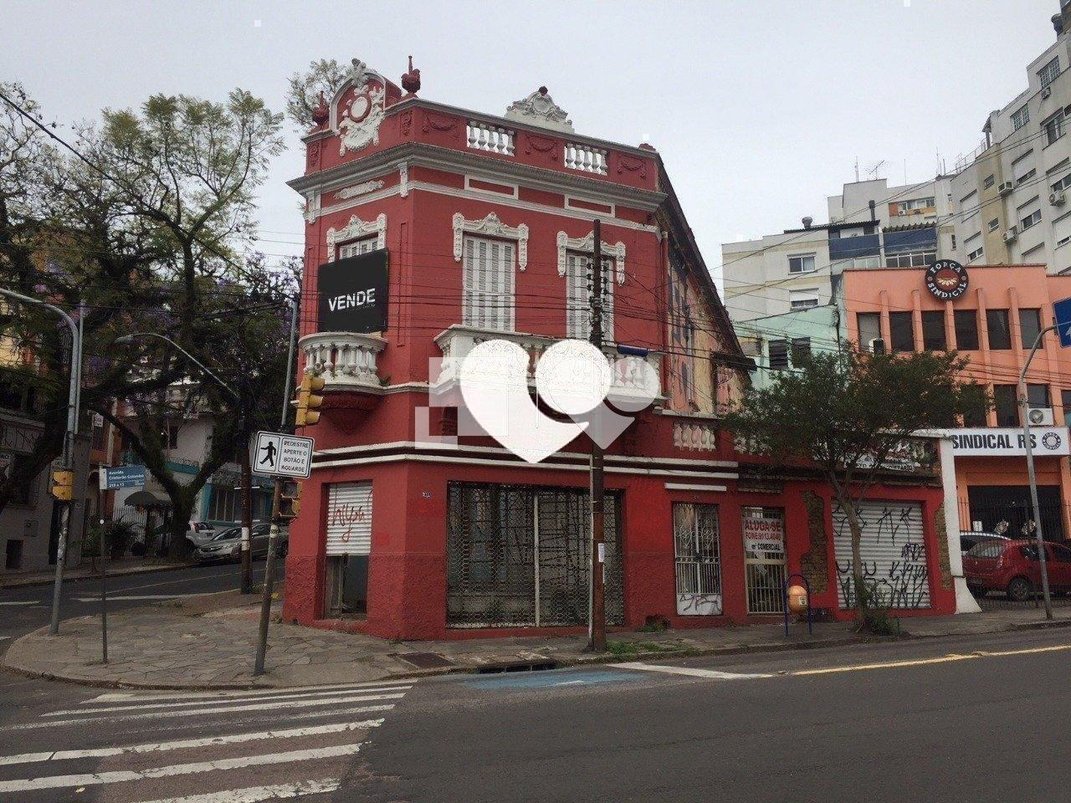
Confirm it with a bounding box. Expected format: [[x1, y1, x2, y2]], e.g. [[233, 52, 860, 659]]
[[254, 431, 314, 478]]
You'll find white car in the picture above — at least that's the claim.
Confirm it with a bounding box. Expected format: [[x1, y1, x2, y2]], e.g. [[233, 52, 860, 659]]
[[185, 521, 219, 548]]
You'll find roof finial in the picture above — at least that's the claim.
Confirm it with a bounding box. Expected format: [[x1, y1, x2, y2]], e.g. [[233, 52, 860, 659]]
[[402, 55, 421, 96], [311, 91, 329, 127]]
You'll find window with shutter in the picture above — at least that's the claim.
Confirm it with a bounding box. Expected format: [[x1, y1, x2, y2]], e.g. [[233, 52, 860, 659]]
[[565, 252, 614, 340], [338, 236, 378, 259], [463, 236, 515, 331]]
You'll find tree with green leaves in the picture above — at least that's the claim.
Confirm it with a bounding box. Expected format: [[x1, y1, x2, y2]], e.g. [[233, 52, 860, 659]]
[[0, 82, 293, 558], [286, 59, 350, 129], [723, 348, 987, 623]]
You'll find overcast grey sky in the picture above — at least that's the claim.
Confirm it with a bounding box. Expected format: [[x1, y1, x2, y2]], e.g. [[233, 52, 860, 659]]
[[0, 0, 1060, 291]]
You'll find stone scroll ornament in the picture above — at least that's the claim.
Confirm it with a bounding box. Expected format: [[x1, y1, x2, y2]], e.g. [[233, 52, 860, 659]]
[[339, 63, 386, 156]]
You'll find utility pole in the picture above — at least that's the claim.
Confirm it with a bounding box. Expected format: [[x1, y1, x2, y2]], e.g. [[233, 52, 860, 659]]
[[588, 219, 607, 652], [239, 419, 254, 595], [1018, 324, 1056, 620]]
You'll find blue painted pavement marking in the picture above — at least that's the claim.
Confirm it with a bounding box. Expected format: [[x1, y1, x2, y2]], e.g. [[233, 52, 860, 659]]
[[464, 669, 636, 690]]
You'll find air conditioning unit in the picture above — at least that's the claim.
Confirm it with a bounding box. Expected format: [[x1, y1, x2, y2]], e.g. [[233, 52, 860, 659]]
[[998, 181, 1015, 195], [1003, 226, 1018, 243], [1027, 407, 1055, 426], [868, 337, 886, 355], [1043, 86, 1053, 99], [1051, 190, 1067, 206]]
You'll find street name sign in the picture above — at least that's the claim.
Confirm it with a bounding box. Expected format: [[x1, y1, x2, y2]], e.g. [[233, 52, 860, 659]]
[[100, 465, 147, 490], [1054, 296, 1071, 348], [254, 431, 314, 478]]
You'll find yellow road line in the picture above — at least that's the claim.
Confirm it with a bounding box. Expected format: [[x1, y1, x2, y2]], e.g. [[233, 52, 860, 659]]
[[793, 643, 1071, 676]]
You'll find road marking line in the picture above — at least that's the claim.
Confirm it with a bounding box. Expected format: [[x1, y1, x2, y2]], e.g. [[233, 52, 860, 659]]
[[0, 601, 38, 606], [610, 662, 773, 680], [72, 593, 209, 602], [88, 679, 415, 703], [58, 685, 412, 716], [135, 777, 342, 803], [45, 691, 407, 720], [0, 719, 383, 766], [792, 644, 1071, 676], [5, 703, 397, 732], [0, 742, 364, 794], [976, 644, 1071, 658]]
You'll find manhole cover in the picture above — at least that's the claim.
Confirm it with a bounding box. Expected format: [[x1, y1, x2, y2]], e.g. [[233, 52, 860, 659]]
[[397, 652, 455, 669]]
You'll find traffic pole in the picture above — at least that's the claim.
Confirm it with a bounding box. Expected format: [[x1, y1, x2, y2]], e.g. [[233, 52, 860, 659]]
[[239, 430, 254, 594], [100, 517, 108, 663], [253, 478, 283, 675], [588, 219, 607, 652]]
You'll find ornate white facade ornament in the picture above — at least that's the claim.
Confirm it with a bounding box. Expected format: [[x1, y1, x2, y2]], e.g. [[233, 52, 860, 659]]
[[303, 191, 321, 223], [326, 213, 387, 260], [338, 66, 386, 155], [505, 86, 574, 133], [337, 180, 385, 199], [452, 212, 529, 270], [399, 162, 409, 198], [556, 231, 626, 284]]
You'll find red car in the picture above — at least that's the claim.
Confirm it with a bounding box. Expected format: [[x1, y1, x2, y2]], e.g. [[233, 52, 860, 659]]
[[964, 539, 1071, 601]]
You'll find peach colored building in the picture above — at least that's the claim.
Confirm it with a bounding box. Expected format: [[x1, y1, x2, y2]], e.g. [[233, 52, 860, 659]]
[[843, 263, 1071, 541]]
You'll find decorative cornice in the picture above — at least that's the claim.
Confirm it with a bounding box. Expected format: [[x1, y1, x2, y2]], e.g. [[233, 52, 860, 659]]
[[556, 231, 626, 284], [325, 213, 387, 260], [337, 180, 384, 199], [505, 87, 574, 133], [399, 162, 409, 198], [453, 212, 529, 270]]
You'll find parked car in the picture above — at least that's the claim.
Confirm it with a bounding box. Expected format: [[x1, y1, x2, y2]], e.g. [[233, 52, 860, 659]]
[[193, 523, 288, 564], [185, 521, 219, 549], [963, 538, 1071, 601], [959, 531, 1010, 556]]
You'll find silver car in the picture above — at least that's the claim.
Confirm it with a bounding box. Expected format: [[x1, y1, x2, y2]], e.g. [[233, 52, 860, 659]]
[[185, 521, 219, 549], [193, 523, 288, 564]]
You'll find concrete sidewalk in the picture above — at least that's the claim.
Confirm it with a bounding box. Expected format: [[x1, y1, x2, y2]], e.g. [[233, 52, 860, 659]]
[[5, 594, 1071, 690], [0, 557, 193, 589]]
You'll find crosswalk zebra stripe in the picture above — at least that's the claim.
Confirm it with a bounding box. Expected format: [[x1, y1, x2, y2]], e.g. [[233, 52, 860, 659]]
[[34, 692, 407, 727], [0, 719, 383, 766], [0, 742, 365, 794], [135, 777, 342, 803], [54, 685, 413, 716], [5, 703, 398, 733], [89, 678, 413, 703]]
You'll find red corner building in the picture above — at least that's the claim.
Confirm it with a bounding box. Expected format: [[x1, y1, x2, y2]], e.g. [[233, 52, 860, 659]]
[[284, 60, 957, 639]]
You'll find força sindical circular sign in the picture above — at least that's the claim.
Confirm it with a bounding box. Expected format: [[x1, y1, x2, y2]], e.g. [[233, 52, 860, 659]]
[[925, 259, 969, 301]]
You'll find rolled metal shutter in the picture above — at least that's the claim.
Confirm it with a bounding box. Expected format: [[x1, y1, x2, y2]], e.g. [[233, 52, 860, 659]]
[[326, 482, 372, 556], [832, 500, 930, 609]]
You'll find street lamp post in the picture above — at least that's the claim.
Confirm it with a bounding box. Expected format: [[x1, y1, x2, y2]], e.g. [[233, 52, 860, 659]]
[[115, 333, 254, 591], [0, 288, 82, 636]]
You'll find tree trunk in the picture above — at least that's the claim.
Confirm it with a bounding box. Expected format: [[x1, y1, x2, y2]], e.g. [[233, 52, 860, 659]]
[[845, 501, 866, 615], [166, 492, 197, 560]]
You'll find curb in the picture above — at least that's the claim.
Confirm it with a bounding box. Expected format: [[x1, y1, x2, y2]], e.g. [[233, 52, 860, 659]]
[[0, 562, 196, 590]]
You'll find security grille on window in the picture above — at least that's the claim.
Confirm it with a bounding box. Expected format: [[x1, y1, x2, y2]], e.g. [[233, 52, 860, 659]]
[[788, 254, 815, 274], [565, 252, 613, 340], [462, 236, 515, 331], [338, 236, 378, 259], [1039, 56, 1060, 89], [1012, 105, 1030, 131], [673, 503, 722, 615]]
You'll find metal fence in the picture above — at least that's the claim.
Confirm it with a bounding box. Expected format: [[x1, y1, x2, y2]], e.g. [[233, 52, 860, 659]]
[[446, 483, 623, 628]]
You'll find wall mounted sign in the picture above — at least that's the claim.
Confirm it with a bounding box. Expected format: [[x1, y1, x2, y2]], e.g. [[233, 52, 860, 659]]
[[925, 259, 969, 301], [949, 427, 1070, 457], [317, 249, 389, 333]]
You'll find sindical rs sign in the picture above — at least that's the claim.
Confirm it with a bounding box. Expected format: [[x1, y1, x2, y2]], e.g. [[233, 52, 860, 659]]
[[317, 249, 389, 333]]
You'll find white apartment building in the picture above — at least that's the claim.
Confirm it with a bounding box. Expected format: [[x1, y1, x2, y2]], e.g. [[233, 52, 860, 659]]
[[723, 177, 952, 323], [950, 8, 1071, 273]]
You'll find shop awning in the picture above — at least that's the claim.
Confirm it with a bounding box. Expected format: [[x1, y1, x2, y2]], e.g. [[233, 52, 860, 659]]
[[124, 490, 171, 508]]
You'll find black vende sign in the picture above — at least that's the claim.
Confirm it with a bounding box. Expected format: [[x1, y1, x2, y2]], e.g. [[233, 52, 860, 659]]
[[317, 250, 389, 333]]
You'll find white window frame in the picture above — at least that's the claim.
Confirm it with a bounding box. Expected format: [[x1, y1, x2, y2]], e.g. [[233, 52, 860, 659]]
[[789, 288, 820, 310], [1045, 111, 1065, 146], [452, 212, 528, 270], [326, 213, 387, 261], [967, 246, 984, 262], [1039, 56, 1060, 89], [1012, 105, 1030, 131], [338, 235, 378, 259], [461, 235, 516, 332], [788, 253, 816, 274], [1021, 209, 1042, 230]]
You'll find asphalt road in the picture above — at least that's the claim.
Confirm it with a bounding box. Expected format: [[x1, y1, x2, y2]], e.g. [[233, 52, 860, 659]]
[[2, 575, 1070, 801], [0, 561, 279, 645]]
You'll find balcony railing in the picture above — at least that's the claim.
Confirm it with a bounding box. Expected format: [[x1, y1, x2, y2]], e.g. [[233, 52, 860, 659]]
[[673, 420, 719, 451], [466, 121, 515, 155], [433, 325, 661, 406], [564, 142, 608, 175], [299, 332, 386, 391]]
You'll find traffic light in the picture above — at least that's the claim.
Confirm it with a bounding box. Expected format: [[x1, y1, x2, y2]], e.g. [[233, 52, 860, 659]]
[[278, 480, 302, 519], [50, 469, 74, 501], [293, 373, 325, 426]]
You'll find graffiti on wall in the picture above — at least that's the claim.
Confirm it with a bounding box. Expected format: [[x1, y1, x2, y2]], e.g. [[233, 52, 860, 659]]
[[676, 593, 722, 616], [833, 502, 931, 609]]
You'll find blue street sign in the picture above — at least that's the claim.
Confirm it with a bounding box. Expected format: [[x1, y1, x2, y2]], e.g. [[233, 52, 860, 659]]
[[102, 465, 146, 490], [1055, 297, 1071, 348]]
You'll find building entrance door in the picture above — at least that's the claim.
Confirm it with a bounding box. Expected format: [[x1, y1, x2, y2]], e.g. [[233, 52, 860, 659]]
[[742, 507, 786, 614]]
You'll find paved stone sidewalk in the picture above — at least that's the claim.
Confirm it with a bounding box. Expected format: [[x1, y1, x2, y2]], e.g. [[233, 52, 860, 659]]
[[5, 595, 1071, 689]]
